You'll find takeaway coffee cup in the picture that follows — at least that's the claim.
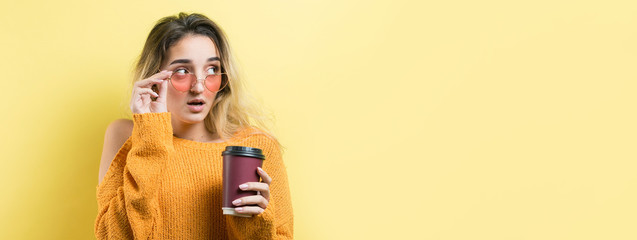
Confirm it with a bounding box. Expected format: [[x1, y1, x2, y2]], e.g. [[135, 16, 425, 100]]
[[221, 146, 266, 217]]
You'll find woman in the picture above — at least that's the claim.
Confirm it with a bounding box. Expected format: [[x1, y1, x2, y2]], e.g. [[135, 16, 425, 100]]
[[95, 13, 293, 239]]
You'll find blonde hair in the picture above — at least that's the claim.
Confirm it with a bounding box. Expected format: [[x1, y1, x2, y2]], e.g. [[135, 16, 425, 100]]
[[132, 12, 279, 145]]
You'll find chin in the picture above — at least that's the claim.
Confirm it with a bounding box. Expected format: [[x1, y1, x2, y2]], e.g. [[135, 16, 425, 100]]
[[175, 110, 209, 124]]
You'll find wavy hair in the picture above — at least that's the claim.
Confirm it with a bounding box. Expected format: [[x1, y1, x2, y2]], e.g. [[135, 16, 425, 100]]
[[132, 12, 278, 145]]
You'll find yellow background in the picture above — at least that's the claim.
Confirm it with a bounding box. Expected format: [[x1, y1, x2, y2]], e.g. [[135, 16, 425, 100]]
[[1, 0, 636, 239]]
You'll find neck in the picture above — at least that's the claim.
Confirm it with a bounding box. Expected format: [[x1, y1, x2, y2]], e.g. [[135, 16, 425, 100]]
[[171, 118, 221, 143]]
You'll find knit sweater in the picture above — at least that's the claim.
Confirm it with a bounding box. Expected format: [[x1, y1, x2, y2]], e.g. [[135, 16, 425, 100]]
[[95, 112, 293, 239]]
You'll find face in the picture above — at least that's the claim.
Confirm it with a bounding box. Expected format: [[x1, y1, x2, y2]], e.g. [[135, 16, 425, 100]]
[[160, 34, 221, 124]]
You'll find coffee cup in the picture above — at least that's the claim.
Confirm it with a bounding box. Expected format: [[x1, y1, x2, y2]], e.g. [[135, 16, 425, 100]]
[[221, 146, 265, 217]]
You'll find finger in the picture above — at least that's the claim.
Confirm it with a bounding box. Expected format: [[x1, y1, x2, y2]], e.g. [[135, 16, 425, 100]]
[[232, 195, 268, 209], [135, 78, 165, 89], [134, 88, 159, 98], [148, 70, 172, 80], [239, 182, 270, 201], [257, 167, 272, 201], [235, 206, 265, 215], [239, 182, 269, 193], [257, 167, 272, 185], [140, 93, 151, 108], [134, 71, 171, 87], [156, 77, 169, 102]]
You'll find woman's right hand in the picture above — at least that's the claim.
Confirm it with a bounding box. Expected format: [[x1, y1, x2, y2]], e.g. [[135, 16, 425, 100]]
[[130, 70, 172, 114]]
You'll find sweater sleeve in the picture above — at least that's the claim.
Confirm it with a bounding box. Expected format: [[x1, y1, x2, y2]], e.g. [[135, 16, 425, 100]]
[[95, 112, 174, 239], [225, 132, 294, 240]]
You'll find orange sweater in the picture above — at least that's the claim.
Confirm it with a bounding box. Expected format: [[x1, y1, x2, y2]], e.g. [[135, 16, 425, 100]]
[[95, 112, 293, 239]]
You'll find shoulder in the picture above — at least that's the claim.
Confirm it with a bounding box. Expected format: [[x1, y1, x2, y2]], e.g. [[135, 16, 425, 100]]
[[232, 126, 283, 157], [106, 119, 134, 139], [233, 127, 278, 146], [98, 119, 134, 184], [104, 119, 134, 150], [232, 127, 286, 168]]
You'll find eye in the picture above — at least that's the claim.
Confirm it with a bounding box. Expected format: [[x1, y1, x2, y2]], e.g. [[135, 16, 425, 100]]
[[175, 68, 188, 74], [207, 67, 218, 75]]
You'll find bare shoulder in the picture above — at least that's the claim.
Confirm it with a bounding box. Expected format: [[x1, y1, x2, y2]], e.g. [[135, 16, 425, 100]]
[[98, 119, 134, 184], [105, 119, 134, 142]]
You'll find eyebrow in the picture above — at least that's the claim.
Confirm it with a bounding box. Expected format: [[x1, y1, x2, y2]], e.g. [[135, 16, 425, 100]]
[[169, 57, 220, 65]]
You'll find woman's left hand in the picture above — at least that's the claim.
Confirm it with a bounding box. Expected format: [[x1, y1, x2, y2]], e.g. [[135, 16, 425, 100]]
[[232, 167, 272, 215]]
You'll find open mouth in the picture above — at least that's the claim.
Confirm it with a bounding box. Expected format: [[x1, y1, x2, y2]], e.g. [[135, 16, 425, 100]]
[[187, 99, 205, 106]]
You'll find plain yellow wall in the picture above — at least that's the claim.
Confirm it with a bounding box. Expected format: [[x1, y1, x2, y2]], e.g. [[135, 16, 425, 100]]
[[1, 0, 636, 239]]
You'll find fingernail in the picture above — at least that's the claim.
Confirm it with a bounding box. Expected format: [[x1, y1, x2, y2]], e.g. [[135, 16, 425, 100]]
[[232, 199, 241, 205], [239, 184, 248, 190], [258, 167, 263, 172], [235, 207, 243, 212]]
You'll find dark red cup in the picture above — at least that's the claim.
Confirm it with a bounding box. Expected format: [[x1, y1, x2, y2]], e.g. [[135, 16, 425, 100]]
[[221, 146, 265, 217]]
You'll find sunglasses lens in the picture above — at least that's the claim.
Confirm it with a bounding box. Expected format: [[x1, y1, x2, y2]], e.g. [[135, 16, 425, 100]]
[[169, 72, 228, 92], [170, 72, 192, 92], [205, 74, 227, 92]]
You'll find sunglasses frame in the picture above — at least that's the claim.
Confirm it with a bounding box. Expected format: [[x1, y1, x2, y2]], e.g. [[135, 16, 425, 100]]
[[167, 71, 229, 93]]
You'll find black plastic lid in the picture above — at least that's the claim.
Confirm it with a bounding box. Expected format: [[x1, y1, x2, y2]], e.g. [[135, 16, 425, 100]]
[[222, 146, 266, 160]]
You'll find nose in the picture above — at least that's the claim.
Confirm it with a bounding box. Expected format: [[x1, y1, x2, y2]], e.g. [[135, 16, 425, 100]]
[[190, 75, 206, 93]]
